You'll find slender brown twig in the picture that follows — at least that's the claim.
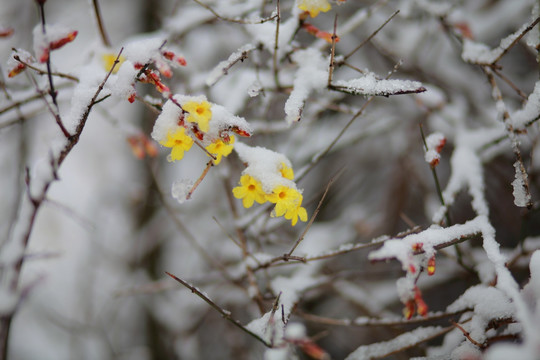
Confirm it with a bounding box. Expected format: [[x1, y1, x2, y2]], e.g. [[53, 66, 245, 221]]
[[91, 0, 111, 47], [165, 272, 271, 347]]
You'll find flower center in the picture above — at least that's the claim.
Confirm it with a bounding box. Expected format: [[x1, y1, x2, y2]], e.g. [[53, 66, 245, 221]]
[[248, 184, 256, 191]]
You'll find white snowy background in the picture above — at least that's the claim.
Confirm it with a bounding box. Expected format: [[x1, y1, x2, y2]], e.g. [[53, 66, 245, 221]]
[[1, 0, 540, 359]]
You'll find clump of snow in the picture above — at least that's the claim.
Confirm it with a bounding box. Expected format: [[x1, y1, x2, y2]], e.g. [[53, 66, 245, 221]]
[[284, 48, 329, 124], [511, 161, 531, 208], [234, 142, 297, 193], [511, 81, 540, 130], [424, 132, 446, 167], [333, 72, 425, 96], [284, 322, 306, 340], [109, 59, 138, 101], [206, 44, 256, 86], [247, 80, 263, 97], [123, 36, 165, 65], [345, 326, 444, 360], [172, 179, 195, 204], [206, 103, 252, 144], [462, 20, 532, 64], [150, 96, 184, 143]]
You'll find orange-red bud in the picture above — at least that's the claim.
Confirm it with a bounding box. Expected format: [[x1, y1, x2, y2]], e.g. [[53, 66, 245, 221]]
[[427, 256, 436, 276]]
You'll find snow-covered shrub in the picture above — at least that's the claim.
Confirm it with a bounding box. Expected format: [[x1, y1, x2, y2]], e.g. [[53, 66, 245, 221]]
[[1, 0, 539, 359]]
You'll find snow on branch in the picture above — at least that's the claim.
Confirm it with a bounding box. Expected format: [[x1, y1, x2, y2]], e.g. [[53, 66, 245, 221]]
[[206, 43, 257, 86], [331, 72, 426, 97]]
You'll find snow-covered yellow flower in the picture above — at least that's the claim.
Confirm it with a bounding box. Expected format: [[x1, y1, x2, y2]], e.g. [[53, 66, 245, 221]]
[[298, 0, 331, 18], [232, 174, 267, 208], [279, 163, 294, 180], [285, 204, 308, 226], [266, 186, 303, 217], [101, 53, 125, 74], [206, 136, 235, 165], [160, 127, 194, 161], [183, 100, 212, 132]]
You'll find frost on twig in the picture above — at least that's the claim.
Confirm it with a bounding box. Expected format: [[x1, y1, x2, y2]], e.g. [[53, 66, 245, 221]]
[[206, 44, 256, 86]]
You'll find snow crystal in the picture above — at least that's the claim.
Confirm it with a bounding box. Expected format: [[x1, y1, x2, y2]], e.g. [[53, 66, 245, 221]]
[[345, 326, 444, 360], [206, 44, 256, 87], [171, 179, 195, 204], [234, 142, 296, 193], [511, 161, 531, 208], [333, 72, 424, 96], [511, 81, 540, 130], [284, 48, 328, 124]]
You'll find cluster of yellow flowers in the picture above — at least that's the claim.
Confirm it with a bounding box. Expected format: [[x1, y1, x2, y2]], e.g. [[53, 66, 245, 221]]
[[156, 98, 235, 164], [232, 145, 308, 227]]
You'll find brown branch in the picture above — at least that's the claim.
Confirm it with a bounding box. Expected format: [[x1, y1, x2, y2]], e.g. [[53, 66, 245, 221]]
[[327, 14, 338, 87], [13, 55, 79, 82], [91, 0, 111, 47], [165, 272, 271, 347], [450, 320, 486, 349], [186, 160, 214, 200]]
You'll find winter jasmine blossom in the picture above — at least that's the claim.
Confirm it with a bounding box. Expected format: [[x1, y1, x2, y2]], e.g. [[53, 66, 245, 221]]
[[232, 174, 267, 208], [183, 100, 212, 132], [206, 136, 235, 165], [266, 186, 303, 217], [160, 127, 194, 161], [102, 53, 125, 74]]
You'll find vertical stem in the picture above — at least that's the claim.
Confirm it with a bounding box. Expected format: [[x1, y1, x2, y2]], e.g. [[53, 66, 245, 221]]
[[92, 0, 111, 47], [272, 0, 281, 89]]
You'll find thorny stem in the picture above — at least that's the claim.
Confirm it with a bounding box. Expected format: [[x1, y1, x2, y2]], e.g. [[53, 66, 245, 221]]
[[91, 0, 111, 47], [186, 160, 214, 200], [165, 272, 271, 347], [272, 0, 281, 89]]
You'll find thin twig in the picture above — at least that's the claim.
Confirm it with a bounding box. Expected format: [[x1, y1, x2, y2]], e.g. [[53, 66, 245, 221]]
[[91, 0, 111, 47], [287, 169, 344, 257], [272, 0, 281, 89], [13, 55, 79, 82], [191, 0, 277, 24], [327, 14, 338, 87], [342, 10, 400, 61], [165, 272, 271, 347], [186, 160, 214, 200], [450, 320, 485, 349]]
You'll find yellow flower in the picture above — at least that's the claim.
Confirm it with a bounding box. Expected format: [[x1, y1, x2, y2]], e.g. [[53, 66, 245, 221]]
[[279, 163, 294, 180], [183, 100, 212, 132], [266, 186, 303, 217], [206, 136, 235, 165], [101, 53, 125, 74], [160, 127, 194, 161], [285, 204, 308, 226], [298, 0, 331, 18], [232, 174, 267, 208]]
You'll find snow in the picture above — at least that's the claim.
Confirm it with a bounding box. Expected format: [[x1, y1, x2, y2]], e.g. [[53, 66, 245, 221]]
[[171, 179, 195, 204], [284, 48, 328, 124], [462, 21, 531, 64], [284, 322, 306, 340], [511, 81, 540, 130], [234, 142, 297, 193], [333, 72, 425, 96], [511, 160, 531, 207], [206, 43, 256, 87], [345, 326, 445, 360]]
